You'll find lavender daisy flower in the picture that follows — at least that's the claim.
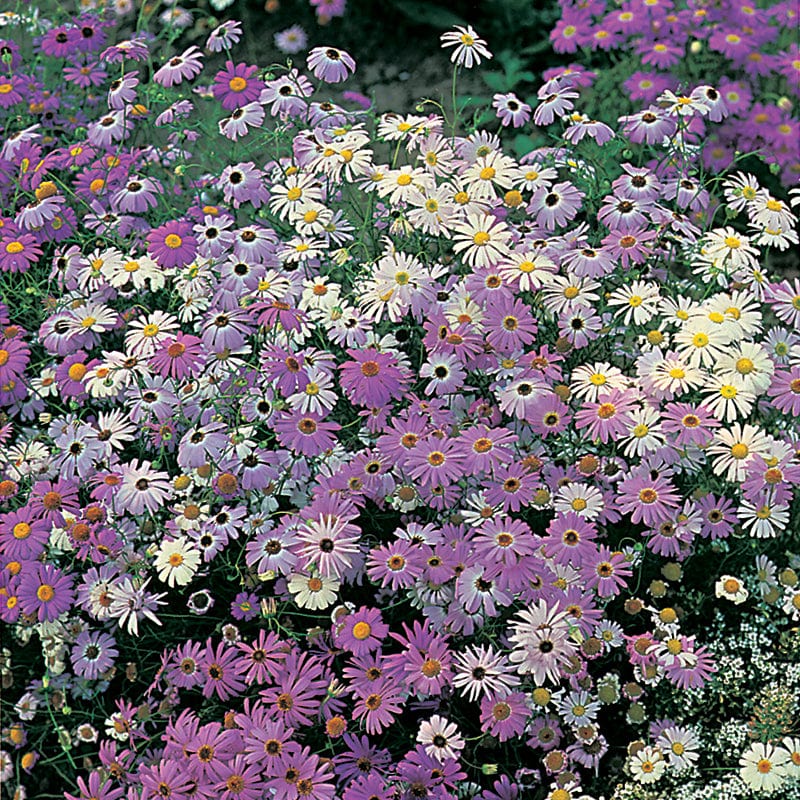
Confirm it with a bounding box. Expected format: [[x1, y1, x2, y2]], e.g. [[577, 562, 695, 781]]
[[307, 47, 356, 83], [207, 20, 243, 52], [274, 25, 307, 54], [71, 631, 118, 680], [116, 460, 172, 516], [153, 46, 203, 87], [110, 176, 161, 213], [493, 92, 531, 127]]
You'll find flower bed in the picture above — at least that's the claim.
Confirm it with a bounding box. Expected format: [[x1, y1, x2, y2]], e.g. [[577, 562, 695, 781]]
[[0, 5, 799, 800]]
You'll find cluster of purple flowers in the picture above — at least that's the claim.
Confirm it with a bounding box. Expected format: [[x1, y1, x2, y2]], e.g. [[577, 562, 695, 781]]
[[0, 6, 798, 800], [549, 0, 799, 185]]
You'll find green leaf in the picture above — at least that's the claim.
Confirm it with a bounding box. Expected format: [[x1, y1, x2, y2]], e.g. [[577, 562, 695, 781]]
[[512, 134, 536, 157], [392, 1, 467, 29], [482, 71, 510, 92]]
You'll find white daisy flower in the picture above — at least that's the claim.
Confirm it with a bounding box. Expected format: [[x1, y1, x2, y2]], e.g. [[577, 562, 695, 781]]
[[739, 742, 789, 792]]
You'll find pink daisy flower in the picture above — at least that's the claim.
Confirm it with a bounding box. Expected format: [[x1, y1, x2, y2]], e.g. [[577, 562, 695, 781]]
[[273, 411, 341, 457], [148, 333, 205, 381], [618, 469, 681, 527]]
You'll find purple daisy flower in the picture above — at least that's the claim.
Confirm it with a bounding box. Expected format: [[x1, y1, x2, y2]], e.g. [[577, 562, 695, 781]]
[[542, 512, 598, 567], [0, 508, 51, 561], [147, 220, 198, 268], [480, 691, 529, 741], [213, 61, 264, 110], [0, 232, 42, 274], [339, 349, 407, 408], [335, 607, 389, 656], [199, 638, 247, 702], [65, 771, 124, 800], [19, 563, 75, 622]]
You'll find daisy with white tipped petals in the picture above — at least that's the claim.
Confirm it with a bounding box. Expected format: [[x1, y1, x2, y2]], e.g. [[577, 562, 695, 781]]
[[417, 715, 465, 762]]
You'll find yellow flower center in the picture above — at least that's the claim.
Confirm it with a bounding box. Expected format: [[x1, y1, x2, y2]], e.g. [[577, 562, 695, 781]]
[[532, 688, 551, 705], [5, 241, 23, 254], [164, 234, 183, 249], [12, 522, 31, 539], [479, 166, 496, 181], [396, 174, 412, 186], [730, 443, 749, 459], [352, 621, 372, 640], [37, 584, 55, 602], [228, 76, 247, 92], [286, 187, 302, 201], [169, 552, 184, 567], [68, 363, 87, 382], [472, 231, 490, 245], [142, 323, 160, 338]]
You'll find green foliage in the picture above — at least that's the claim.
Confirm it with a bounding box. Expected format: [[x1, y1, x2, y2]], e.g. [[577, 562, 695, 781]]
[[389, 0, 468, 29]]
